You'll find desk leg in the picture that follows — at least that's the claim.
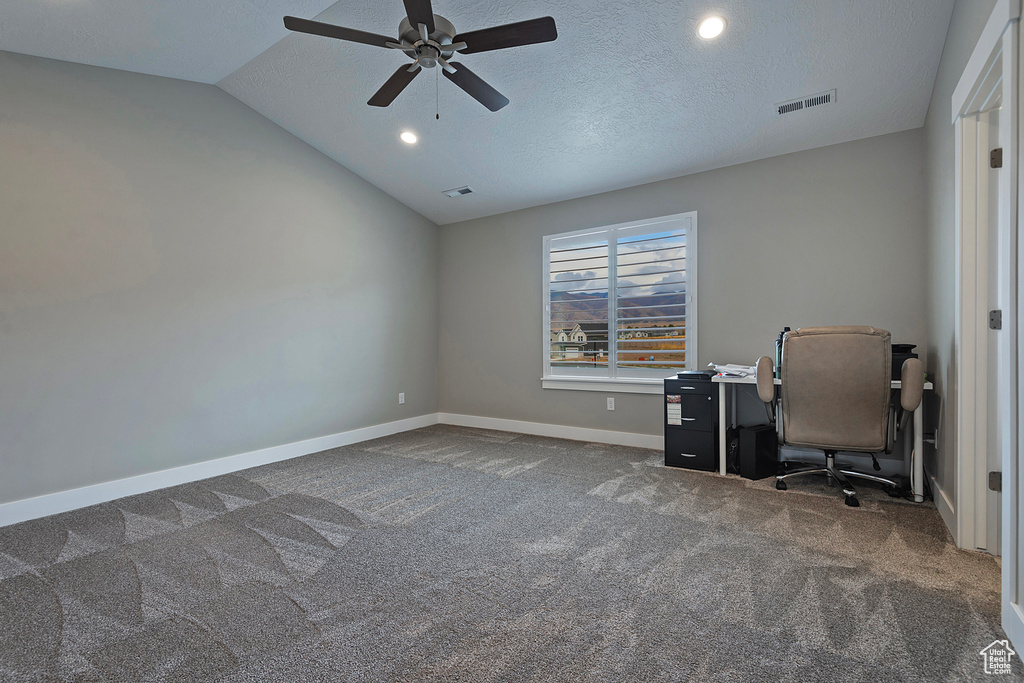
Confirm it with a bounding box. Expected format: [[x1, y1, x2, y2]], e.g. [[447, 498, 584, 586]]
[[731, 384, 737, 426], [718, 383, 727, 475], [913, 404, 924, 502]]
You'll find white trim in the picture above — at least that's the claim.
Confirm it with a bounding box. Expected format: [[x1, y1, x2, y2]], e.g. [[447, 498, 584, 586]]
[[952, 0, 1021, 123], [1009, 8, 1024, 653], [542, 211, 698, 384], [0, 412, 665, 528], [930, 471, 958, 546], [540, 377, 664, 394], [1005, 602, 1024, 661], [997, 27, 1020, 555], [437, 413, 662, 450], [952, 5, 1020, 554], [0, 414, 439, 529], [952, 0, 1024, 650]]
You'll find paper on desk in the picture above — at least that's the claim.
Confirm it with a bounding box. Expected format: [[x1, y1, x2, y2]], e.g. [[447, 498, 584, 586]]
[[707, 362, 757, 377]]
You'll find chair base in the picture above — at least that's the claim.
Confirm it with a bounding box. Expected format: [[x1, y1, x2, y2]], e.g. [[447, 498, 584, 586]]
[[774, 450, 902, 507], [839, 469, 902, 490]]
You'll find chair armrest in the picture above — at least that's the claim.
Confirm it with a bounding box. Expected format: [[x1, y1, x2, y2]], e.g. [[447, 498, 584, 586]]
[[901, 358, 925, 411], [756, 356, 775, 403]]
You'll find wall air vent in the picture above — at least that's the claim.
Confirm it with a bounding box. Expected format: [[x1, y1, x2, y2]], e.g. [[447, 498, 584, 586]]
[[776, 89, 836, 116], [442, 186, 474, 198]]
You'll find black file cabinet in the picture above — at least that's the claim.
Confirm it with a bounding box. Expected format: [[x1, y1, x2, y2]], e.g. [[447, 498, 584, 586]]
[[664, 375, 718, 471]]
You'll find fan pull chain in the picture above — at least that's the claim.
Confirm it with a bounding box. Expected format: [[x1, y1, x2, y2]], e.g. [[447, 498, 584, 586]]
[[436, 67, 440, 120]]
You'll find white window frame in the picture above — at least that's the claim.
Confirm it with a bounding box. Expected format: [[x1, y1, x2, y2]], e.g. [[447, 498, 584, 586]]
[[541, 211, 698, 394]]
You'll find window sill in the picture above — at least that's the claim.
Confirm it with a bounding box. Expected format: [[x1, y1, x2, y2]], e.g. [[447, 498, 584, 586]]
[[541, 377, 665, 394]]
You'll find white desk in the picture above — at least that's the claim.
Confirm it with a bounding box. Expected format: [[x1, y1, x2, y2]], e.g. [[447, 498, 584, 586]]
[[712, 375, 933, 502]]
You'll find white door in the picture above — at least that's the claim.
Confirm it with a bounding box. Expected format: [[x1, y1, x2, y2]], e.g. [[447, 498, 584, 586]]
[[985, 106, 1002, 556], [959, 103, 1005, 555]]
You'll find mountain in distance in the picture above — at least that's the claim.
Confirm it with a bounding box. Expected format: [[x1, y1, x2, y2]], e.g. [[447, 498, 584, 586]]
[[549, 291, 685, 329]]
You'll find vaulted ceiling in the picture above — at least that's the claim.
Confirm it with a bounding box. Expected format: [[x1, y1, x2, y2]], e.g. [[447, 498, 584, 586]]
[[1, 0, 954, 224]]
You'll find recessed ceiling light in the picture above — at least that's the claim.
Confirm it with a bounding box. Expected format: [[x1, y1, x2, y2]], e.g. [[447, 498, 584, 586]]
[[697, 15, 726, 40], [399, 131, 418, 144]]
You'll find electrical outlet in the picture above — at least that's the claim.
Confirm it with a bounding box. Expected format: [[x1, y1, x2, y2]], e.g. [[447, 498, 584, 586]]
[[398, 393, 405, 405], [607, 397, 615, 411]]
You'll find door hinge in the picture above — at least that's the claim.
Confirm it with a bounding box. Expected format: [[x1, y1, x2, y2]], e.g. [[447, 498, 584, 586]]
[[990, 310, 1003, 330], [991, 148, 1003, 168], [989, 471, 1002, 492]]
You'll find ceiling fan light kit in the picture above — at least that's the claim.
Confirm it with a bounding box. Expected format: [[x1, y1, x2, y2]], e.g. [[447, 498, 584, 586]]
[[283, 0, 557, 112]]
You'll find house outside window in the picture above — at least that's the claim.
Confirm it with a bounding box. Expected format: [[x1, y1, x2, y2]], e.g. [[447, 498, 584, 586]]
[[542, 212, 697, 393]]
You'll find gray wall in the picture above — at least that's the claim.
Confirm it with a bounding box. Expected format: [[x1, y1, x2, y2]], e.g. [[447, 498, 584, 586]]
[[0, 51, 439, 506], [922, 0, 997, 512], [439, 130, 928, 436]]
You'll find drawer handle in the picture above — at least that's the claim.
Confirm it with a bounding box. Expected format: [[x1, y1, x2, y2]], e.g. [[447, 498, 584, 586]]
[[681, 386, 697, 390], [680, 453, 697, 458], [681, 417, 696, 422]]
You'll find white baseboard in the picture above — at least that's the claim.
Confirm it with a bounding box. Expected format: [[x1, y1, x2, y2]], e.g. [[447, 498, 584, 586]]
[[929, 470, 957, 546], [437, 413, 662, 450], [0, 412, 661, 528], [0, 413, 439, 529]]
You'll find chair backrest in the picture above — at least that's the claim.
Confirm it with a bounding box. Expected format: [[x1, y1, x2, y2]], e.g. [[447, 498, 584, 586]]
[[781, 326, 891, 452]]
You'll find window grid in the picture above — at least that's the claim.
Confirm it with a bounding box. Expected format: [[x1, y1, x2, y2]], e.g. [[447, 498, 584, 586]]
[[544, 212, 696, 382]]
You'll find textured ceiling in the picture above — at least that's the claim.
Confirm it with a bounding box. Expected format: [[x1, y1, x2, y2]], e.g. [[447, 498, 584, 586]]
[[1, 0, 954, 224], [221, 0, 954, 224], [0, 0, 336, 83]]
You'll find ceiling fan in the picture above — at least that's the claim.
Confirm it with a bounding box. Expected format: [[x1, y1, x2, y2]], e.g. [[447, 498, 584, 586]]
[[283, 1, 557, 112]]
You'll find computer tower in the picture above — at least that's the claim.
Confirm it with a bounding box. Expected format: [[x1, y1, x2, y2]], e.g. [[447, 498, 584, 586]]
[[739, 425, 779, 480], [892, 343, 919, 380]]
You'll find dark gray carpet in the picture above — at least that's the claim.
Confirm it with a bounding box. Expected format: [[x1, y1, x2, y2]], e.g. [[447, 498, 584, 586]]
[[0, 425, 1013, 681]]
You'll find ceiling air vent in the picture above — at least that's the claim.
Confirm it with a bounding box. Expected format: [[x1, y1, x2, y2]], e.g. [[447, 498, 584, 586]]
[[442, 186, 474, 198], [776, 89, 836, 116]]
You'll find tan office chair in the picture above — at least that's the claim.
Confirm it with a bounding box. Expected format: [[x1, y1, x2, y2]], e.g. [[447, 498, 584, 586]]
[[756, 326, 924, 507]]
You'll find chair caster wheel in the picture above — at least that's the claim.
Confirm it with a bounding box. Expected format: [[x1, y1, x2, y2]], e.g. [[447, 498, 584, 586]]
[[845, 495, 860, 507], [886, 487, 903, 498], [776, 480, 787, 491]]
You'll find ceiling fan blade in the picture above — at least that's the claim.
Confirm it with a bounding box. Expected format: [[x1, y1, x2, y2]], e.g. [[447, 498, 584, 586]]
[[283, 16, 394, 49], [403, 0, 435, 34], [443, 62, 509, 111], [454, 16, 557, 54], [368, 65, 420, 107]]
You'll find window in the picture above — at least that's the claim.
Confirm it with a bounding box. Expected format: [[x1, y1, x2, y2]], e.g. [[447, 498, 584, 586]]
[[542, 212, 696, 393]]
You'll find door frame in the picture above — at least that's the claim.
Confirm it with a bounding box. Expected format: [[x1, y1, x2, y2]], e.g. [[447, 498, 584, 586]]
[[951, 0, 1022, 648]]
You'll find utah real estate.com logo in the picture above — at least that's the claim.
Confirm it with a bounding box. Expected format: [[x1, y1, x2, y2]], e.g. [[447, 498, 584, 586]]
[[980, 640, 1017, 675]]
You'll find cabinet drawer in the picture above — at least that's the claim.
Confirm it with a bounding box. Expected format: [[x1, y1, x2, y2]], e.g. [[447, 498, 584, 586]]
[[665, 430, 716, 471], [665, 393, 714, 431], [665, 380, 713, 396]]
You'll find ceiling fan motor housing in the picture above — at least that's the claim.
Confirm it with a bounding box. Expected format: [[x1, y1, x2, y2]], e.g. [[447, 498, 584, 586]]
[[398, 14, 458, 67]]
